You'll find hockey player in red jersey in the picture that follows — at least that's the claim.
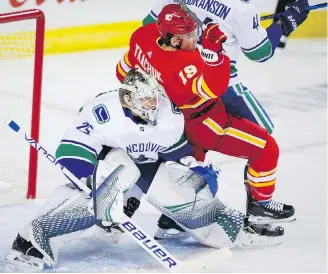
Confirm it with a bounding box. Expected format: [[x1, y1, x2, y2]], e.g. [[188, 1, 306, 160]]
[[116, 4, 295, 225]]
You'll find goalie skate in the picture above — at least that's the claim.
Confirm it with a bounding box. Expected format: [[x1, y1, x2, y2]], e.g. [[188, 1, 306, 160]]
[[93, 221, 125, 244], [5, 250, 45, 273], [154, 214, 189, 240], [5, 234, 45, 272]]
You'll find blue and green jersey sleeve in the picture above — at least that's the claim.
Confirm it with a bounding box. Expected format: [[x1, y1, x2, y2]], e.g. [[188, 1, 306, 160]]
[[236, 4, 282, 62]]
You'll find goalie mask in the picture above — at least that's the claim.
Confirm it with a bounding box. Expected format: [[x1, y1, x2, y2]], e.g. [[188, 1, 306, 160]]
[[120, 69, 163, 126]]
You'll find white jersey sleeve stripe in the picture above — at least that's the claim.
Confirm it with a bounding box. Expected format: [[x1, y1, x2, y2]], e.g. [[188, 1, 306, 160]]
[[257, 52, 274, 63]]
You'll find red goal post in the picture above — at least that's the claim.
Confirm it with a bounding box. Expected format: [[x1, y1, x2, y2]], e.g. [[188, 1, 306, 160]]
[[0, 9, 45, 199]]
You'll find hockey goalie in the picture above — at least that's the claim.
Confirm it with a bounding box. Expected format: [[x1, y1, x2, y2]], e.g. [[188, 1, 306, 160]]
[[5, 69, 283, 272]]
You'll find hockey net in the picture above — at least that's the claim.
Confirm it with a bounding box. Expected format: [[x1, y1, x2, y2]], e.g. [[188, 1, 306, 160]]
[[0, 9, 45, 202]]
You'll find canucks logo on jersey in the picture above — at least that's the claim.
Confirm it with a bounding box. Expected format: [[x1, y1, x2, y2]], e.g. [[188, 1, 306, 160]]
[[93, 104, 110, 124]]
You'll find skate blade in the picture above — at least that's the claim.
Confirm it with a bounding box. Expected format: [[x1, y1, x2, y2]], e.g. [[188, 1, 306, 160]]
[[154, 228, 190, 240], [5, 250, 45, 273], [241, 236, 283, 249], [248, 215, 296, 225]]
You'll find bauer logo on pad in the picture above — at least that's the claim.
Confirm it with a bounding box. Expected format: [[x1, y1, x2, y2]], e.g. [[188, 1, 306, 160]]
[[93, 104, 110, 124]]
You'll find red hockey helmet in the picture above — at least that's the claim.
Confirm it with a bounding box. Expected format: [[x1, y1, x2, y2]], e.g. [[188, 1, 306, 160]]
[[157, 4, 197, 38]]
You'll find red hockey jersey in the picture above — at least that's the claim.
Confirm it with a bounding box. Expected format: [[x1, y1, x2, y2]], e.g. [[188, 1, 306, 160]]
[[116, 23, 230, 118]]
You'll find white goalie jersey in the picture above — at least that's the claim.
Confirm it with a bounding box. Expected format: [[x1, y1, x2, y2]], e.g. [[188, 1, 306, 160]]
[[147, 0, 273, 86], [55, 91, 191, 182]]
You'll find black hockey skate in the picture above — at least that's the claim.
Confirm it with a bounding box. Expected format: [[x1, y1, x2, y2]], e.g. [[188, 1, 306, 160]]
[[246, 193, 296, 224], [244, 219, 284, 237], [154, 214, 188, 240], [12, 234, 43, 259], [240, 218, 284, 247], [277, 35, 287, 48], [244, 167, 295, 224], [5, 234, 45, 271]]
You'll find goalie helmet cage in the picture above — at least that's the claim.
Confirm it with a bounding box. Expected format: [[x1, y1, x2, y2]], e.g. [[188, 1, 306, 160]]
[[0, 9, 45, 199]]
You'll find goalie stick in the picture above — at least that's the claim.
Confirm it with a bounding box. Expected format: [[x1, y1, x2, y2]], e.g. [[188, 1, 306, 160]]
[[6, 118, 232, 273]]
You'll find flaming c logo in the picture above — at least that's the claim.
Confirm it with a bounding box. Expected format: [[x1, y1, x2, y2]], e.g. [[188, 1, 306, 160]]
[[10, 0, 84, 8]]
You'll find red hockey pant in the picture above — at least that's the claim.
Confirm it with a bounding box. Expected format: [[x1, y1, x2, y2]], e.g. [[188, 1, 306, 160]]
[[185, 105, 279, 201]]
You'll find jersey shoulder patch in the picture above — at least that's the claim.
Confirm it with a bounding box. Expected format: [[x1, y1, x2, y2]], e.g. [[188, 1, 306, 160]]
[[93, 104, 110, 124]]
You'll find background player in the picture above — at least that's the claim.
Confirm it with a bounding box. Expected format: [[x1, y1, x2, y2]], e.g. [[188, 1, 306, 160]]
[[138, 0, 308, 235], [142, 0, 309, 134], [116, 4, 295, 240]]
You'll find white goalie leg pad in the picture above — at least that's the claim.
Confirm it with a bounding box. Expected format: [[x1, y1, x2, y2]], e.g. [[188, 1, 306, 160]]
[[29, 191, 94, 266], [147, 163, 244, 249], [147, 163, 200, 205], [182, 222, 238, 249], [43, 184, 78, 208], [17, 185, 78, 242], [94, 148, 140, 192], [92, 148, 140, 223], [84, 224, 123, 244]]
